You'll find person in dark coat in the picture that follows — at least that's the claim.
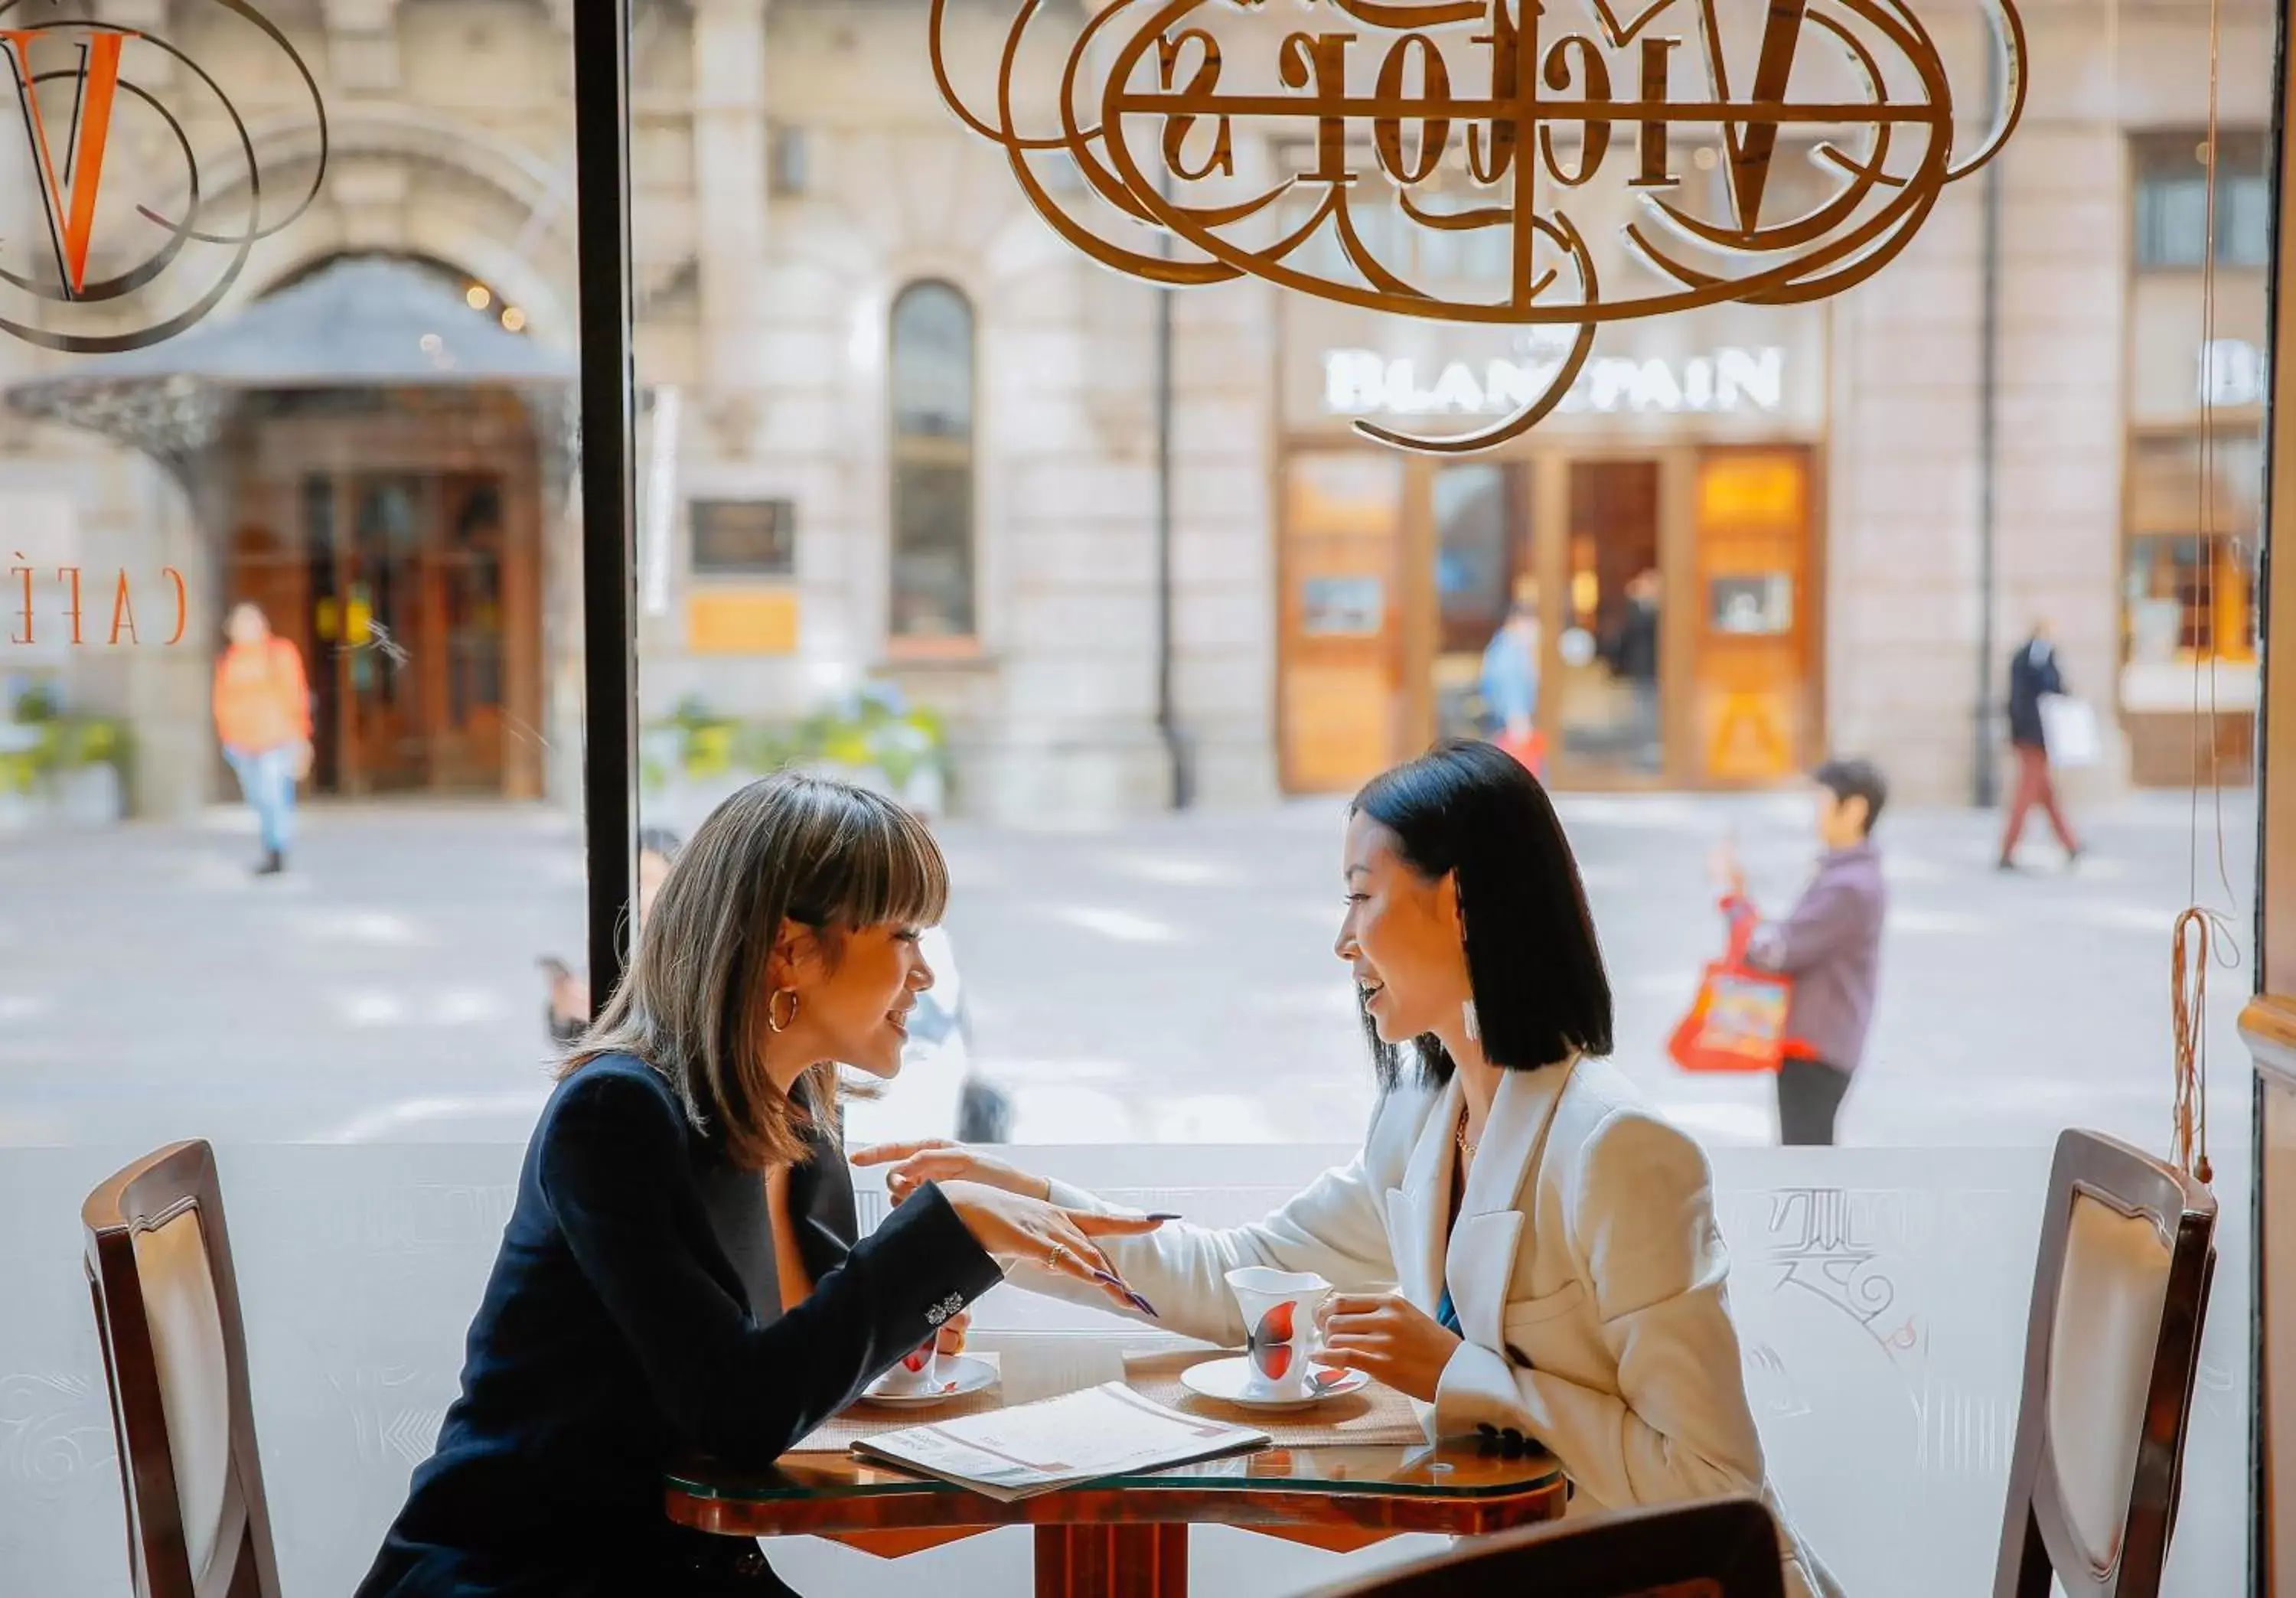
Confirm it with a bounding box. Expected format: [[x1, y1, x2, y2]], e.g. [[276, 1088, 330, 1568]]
[[1999, 620, 2083, 869], [1606, 569, 1662, 771], [355, 775, 1163, 1598]]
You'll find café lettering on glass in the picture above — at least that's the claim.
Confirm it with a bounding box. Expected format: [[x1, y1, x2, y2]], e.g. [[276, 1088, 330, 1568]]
[[8, 563, 187, 647], [0, 2, 325, 353], [931, 0, 2026, 454]]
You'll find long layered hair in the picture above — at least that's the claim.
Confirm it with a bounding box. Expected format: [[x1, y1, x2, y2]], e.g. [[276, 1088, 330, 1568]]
[[567, 773, 948, 1170], [1350, 740, 1614, 1091]]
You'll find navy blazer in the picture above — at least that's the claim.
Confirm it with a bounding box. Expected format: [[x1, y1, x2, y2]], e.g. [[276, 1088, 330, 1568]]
[[2006, 638, 2064, 748], [357, 1053, 1000, 1598]]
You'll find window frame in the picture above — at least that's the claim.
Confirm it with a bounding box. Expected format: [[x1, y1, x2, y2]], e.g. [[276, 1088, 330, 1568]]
[[885, 277, 982, 654]]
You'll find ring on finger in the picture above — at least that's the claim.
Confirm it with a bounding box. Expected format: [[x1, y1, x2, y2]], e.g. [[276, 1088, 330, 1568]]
[[1047, 1242, 1076, 1270]]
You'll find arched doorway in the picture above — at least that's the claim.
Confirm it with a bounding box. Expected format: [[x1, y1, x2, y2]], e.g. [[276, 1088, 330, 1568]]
[[14, 253, 573, 802], [217, 255, 561, 799], [227, 383, 546, 798]]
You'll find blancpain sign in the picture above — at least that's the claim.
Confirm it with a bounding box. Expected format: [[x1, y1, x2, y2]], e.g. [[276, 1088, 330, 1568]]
[[1322, 345, 1788, 420]]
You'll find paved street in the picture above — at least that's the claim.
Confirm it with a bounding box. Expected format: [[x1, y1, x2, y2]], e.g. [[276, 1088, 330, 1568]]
[[2, 785, 2258, 1157]]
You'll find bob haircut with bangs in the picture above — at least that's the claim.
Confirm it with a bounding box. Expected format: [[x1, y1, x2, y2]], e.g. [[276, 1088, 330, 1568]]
[[1349, 740, 1615, 1091], [568, 772, 948, 1169]]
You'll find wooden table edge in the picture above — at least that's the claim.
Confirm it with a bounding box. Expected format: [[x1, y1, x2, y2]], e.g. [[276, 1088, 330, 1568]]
[[665, 1472, 1567, 1540]]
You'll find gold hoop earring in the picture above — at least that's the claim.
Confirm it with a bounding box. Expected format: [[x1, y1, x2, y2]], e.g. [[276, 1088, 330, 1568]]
[[767, 988, 800, 1034]]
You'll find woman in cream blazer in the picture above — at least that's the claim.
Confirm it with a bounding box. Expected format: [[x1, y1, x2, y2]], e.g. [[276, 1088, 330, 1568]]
[[862, 742, 1840, 1598]]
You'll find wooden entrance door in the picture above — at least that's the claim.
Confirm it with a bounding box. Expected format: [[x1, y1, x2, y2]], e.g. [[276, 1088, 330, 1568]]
[[1543, 458, 1667, 783], [1279, 452, 1409, 793], [226, 391, 546, 801], [308, 472, 513, 795]]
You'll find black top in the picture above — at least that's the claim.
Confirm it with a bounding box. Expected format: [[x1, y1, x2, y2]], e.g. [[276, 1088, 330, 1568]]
[[2006, 638, 2065, 748], [356, 1053, 1002, 1598], [1608, 598, 1659, 683]]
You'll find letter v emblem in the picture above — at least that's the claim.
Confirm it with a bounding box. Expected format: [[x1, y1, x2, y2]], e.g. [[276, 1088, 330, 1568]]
[[1696, 0, 1808, 233], [2, 29, 132, 298]]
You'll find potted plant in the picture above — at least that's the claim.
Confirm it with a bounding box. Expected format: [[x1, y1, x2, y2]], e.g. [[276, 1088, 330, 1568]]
[[638, 683, 954, 823]]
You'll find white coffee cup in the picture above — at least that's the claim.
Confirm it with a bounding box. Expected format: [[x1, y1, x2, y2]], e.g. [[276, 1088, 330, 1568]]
[[872, 1342, 942, 1397], [1225, 1266, 1332, 1400]]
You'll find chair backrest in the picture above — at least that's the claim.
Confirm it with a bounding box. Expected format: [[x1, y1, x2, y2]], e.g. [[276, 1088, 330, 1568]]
[[83, 1140, 282, 1598], [1300, 1496, 1787, 1597], [1994, 1128, 2217, 1598]]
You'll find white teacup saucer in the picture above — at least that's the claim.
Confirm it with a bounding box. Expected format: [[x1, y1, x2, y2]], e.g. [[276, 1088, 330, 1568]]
[[860, 1353, 998, 1407], [1180, 1355, 1369, 1410]]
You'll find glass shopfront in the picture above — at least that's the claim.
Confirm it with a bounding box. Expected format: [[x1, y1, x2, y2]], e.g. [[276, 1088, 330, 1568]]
[[0, 4, 2275, 1596], [2124, 191, 2268, 785], [1277, 302, 1826, 792]]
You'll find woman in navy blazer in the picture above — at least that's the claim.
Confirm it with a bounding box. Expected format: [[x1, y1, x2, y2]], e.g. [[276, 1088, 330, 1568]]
[[357, 775, 1159, 1598]]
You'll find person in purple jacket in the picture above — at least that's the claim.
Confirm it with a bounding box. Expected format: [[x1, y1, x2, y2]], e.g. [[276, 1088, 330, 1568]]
[[1717, 759, 1889, 1146]]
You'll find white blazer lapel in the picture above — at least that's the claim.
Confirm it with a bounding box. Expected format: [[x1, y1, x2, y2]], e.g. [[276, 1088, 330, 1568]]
[[1382, 1077, 1459, 1313], [1444, 1061, 1574, 1349]]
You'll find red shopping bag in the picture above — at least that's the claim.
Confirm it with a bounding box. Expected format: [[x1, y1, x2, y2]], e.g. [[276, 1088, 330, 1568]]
[[1668, 898, 1793, 1075], [1493, 726, 1547, 779]]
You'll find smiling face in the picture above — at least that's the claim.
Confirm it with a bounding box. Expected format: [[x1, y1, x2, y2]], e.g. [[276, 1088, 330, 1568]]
[[771, 920, 934, 1081], [1335, 810, 1473, 1045]]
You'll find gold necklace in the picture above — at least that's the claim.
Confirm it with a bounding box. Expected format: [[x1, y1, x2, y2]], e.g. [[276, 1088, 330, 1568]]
[[1455, 1105, 1479, 1161]]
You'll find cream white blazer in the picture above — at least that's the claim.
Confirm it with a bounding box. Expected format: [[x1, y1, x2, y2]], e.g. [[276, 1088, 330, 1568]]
[[1037, 1057, 1842, 1598]]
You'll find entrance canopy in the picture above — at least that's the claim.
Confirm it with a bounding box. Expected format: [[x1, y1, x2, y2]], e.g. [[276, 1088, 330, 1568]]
[[4, 256, 575, 461]]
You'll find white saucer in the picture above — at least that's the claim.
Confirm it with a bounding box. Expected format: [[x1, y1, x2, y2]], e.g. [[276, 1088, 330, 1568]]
[[1180, 1355, 1369, 1410], [860, 1353, 998, 1407]]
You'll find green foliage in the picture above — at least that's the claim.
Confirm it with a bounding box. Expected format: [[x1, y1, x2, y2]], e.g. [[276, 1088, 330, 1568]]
[[0, 709, 131, 795], [9, 680, 60, 723], [641, 682, 949, 792]]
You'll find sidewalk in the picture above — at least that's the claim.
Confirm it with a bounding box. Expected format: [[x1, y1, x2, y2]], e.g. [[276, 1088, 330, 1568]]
[[1, 788, 2256, 1156]]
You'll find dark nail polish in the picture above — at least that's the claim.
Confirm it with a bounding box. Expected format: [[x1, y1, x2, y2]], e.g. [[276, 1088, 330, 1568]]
[[1126, 1290, 1160, 1318], [1145, 1212, 1182, 1221]]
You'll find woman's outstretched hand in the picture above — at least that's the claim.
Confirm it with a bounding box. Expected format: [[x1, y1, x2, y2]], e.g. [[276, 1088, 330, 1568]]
[[1315, 1293, 1461, 1404], [938, 1180, 1165, 1318], [853, 1140, 1051, 1205]]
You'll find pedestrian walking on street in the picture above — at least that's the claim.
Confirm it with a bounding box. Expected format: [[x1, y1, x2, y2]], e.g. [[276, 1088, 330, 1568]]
[[1998, 618, 2084, 870], [1716, 758, 1889, 1146], [1479, 595, 1541, 742], [212, 602, 312, 877], [1606, 569, 1662, 771], [1479, 589, 1546, 777]]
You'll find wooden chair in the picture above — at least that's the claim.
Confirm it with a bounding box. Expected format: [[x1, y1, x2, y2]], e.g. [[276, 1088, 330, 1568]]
[[83, 1140, 282, 1598], [1994, 1128, 2218, 1598], [1300, 1495, 1787, 1597]]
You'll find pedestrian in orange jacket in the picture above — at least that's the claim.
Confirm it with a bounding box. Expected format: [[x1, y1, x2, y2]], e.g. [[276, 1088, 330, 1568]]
[[213, 602, 311, 876]]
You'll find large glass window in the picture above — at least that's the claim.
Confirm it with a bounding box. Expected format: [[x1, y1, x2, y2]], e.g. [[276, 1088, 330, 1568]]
[[888, 280, 978, 644], [2135, 132, 2272, 269], [0, 7, 592, 1588], [0, 5, 2268, 1597], [2125, 430, 2262, 666]]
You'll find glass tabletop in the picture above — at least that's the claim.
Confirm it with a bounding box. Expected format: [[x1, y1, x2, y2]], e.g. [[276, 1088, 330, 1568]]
[[667, 1435, 1564, 1505]]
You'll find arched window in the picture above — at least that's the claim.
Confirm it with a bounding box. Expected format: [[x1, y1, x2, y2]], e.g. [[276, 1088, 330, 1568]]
[[888, 281, 977, 641]]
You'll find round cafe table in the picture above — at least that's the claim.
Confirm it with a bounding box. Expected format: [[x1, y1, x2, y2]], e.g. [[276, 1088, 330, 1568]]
[[664, 1432, 1566, 1598]]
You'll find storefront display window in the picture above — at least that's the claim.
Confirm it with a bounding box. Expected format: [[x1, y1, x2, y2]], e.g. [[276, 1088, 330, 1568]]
[[2125, 430, 2261, 667], [2135, 132, 2272, 269], [1432, 462, 1527, 741], [1554, 461, 1664, 777]]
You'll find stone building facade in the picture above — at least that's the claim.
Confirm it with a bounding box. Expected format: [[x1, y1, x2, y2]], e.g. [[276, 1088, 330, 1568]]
[[0, 0, 2268, 823]]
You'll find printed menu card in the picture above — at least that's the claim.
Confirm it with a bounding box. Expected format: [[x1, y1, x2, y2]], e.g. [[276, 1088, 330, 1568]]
[[852, 1382, 1270, 1502]]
